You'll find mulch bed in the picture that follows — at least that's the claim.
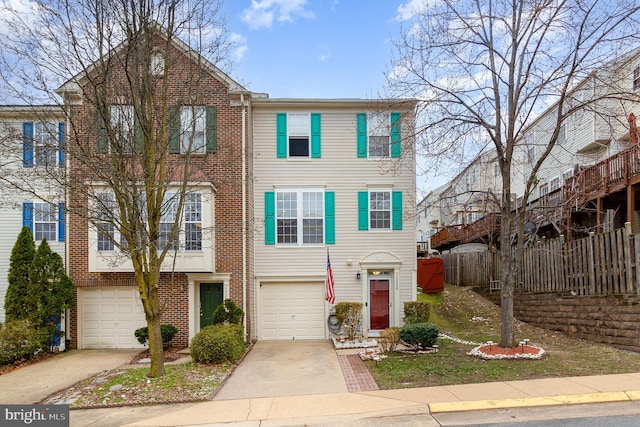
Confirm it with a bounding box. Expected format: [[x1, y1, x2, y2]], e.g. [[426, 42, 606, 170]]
[[477, 344, 541, 356]]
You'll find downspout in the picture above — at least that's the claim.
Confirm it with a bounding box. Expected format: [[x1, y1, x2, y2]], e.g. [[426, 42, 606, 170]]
[[64, 106, 71, 350], [241, 93, 247, 340]]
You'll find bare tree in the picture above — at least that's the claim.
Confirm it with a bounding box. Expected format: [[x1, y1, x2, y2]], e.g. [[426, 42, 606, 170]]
[[390, 0, 640, 347], [0, 0, 233, 376]]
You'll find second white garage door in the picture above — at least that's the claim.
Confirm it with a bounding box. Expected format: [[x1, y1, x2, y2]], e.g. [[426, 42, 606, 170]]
[[261, 282, 325, 340], [79, 287, 147, 349]]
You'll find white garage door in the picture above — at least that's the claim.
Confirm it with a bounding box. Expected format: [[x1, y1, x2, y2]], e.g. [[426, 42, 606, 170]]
[[79, 287, 147, 349], [261, 282, 326, 340]]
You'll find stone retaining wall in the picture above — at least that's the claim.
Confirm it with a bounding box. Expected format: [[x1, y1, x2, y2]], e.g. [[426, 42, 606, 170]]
[[476, 288, 640, 353]]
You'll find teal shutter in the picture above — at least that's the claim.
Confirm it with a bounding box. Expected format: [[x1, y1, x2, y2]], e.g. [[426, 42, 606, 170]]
[[357, 113, 367, 158], [23, 202, 33, 232], [276, 113, 287, 158], [324, 191, 335, 244], [206, 106, 217, 153], [168, 107, 180, 154], [23, 122, 34, 168], [358, 191, 368, 230], [392, 191, 403, 230], [58, 122, 65, 167], [58, 202, 65, 242], [311, 113, 321, 158], [264, 192, 275, 245], [390, 112, 401, 158], [96, 109, 108, 153]]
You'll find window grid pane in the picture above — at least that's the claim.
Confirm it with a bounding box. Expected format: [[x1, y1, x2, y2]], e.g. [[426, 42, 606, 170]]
[[288, 114, 310, 157], [159, 193, 178, 250], [368, 113, 390, 158], [184, 193, 202, 250], [111, 105, 134, 152], [181, 106, 206, 154], [303, 192, 323, 243], [34, 123, 58, 167], [370, 191, 391, 229], [34, 202, 57, 241]]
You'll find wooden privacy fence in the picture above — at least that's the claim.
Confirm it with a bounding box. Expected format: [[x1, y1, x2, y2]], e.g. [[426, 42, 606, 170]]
[[441, 224, 640, 296]]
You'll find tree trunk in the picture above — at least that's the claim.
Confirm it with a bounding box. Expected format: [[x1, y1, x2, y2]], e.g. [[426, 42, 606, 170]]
[[147, 316, 165, 377], [499, 183, 515, 348]]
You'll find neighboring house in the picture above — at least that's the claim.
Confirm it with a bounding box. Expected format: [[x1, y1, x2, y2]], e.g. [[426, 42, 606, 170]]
[[430, 150, 501, 252], [0, 106, 67, 347], [416, 189, 443, 255], [431, 47, 640, 250], [56, 31, 254, 349], [252, 98, 418, 339]]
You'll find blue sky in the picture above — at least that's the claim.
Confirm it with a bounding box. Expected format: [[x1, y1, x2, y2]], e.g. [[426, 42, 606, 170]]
[[222, 0, 411, 98]]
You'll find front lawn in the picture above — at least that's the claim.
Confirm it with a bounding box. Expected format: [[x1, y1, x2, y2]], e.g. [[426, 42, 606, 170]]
[[366, 285, 640, 389]]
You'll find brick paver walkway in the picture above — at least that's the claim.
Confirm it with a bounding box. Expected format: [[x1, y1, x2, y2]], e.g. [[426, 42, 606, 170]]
[[337, 354, 379, 392]]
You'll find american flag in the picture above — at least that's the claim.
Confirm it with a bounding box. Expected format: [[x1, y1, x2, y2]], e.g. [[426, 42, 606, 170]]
[[325, 249, 335, 304]]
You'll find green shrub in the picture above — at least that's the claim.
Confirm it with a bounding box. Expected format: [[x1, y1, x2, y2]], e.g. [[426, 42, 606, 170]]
[[400, 323, 439, 348], [0, 319, 48, 366], [403, 301, 431, 324], [212, 299, 244, 325], [190, 324, 245, 364], [379, 327, 401, 353], [334, 302, 363, 340], [134, 324, 178, 348]]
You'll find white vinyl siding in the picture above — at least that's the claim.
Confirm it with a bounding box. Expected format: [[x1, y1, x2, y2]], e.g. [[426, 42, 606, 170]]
[[253, 104, 416, 326]]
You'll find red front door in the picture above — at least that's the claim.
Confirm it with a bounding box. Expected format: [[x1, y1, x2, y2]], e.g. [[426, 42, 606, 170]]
[[369, 279, 390, 330]]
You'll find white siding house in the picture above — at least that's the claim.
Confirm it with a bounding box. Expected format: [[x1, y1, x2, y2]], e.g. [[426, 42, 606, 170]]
[[0, 106, 67, 346], [252, 98, 417, 339]]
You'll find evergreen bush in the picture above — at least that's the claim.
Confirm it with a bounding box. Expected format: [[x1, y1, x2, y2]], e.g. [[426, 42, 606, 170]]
[[4, 227, 36, 322], [134, 324, 178, 348], [0, 319, 48, 366], [400, 323, 439, 348], [379, 327, 402, 353], [212, 299, 244, 324], [190, 324, 245, 364], [403, 301, 431, 324]]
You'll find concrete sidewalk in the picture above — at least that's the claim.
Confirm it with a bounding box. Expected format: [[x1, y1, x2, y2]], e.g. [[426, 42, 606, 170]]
[[118, 372, 640, 427], [0, 349, 139, 404]]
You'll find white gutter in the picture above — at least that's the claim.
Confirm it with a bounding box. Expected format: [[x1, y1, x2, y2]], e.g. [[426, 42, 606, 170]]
[[241, 93, 247, 340]]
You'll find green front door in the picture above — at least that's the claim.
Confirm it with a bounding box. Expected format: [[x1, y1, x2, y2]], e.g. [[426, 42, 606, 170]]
[[200, 283, 223, 329]]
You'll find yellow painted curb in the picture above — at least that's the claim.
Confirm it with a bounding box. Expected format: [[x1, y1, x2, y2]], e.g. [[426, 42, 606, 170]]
[[429, 392, 631, 414], [627, 391, 640, 401]]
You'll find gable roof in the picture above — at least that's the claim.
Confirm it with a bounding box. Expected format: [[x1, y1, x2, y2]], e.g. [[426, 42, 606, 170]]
[[56, 21, 248, 100]]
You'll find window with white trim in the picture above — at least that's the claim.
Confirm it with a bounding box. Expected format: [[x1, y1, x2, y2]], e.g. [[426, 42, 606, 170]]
[[34, 202, 57, 241], [150, 52, 164, 76], [527, 146, 535, 163], [276, 189, 324, 245], [96, 192, 116, 251], [368, 113, 390, 157], [181, 106, 206, 154], [557, 124, 566, 144], [369, 191, 391, 230], [287, 113, 310, 157], [549, 177, 560, 191], [34, 123, 58, 167], [633, 66, 640, 91], [562, 168, 574, 183], [539, 183, 549, 197], [158, 192, 178, 251], [184, 193, 202, 251]]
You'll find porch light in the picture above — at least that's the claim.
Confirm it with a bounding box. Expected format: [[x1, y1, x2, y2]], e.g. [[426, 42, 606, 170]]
[[356, 271, 361, 280]]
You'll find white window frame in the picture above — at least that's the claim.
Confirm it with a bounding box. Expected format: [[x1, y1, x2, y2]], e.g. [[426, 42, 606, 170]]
[[34, 122, 58, 167], [527, 146, 535, 163], [549, 177, 560, 191], [181, 106, 206, 154], [539, 183, 549, 198], [150, 52, 164, 76], [368, 113, 390, 158], [557, 123, 566, 144], [94, 190, 204, 253], [633, 66, 640, 92], [275, 188, 324, 245], [287, 113, 310, 157], [562, 168, 574, 183], [34, 202, 57, 242], [369, 190, 391, 230]]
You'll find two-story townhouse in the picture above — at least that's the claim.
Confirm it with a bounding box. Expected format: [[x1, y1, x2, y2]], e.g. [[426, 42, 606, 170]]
[[416, 189, 442, 255], [56, 29, 254, 349], [0, 106, 68, 346], [252, 98, 417, 339]]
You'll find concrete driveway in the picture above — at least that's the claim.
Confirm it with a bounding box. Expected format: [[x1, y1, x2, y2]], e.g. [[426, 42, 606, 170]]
[[0, 349, 139, 404], [214, 340, 347, 400]]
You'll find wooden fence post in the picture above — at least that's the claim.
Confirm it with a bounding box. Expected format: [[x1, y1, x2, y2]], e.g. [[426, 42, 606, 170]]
[[587, 232, 596, 295], [625, 222, 634, 294]]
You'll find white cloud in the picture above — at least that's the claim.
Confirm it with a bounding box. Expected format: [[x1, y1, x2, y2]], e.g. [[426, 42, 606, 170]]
[[241, 0, 314, 30], [230, 33, 249, 62], [396, 0, 441, 22]]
